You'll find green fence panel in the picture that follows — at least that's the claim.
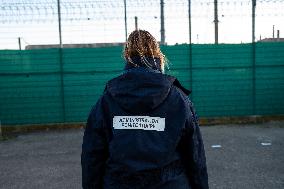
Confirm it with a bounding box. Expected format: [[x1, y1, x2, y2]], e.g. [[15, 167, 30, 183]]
[[162, 44, 191, 90], [1, 43, 284, 126], [0, 49, 60, 73], [191, 44, 253, 117], [62, 47, 124, 123], [255, 42, 284, 115], [0, 49, 62, 125], [0, 74, 62, 125], [62, 47, 124, 72], [64, 72, 120, 123]]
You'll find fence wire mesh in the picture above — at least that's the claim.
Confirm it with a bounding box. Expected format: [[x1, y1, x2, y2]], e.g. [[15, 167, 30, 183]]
[[0, 0, 284, 125]]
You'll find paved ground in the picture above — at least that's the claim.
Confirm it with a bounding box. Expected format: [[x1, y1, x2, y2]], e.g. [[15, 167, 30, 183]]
[[0, 121, 283, 189]]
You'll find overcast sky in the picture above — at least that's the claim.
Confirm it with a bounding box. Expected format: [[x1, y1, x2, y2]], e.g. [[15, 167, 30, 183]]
[[0, 0, 284, 49]]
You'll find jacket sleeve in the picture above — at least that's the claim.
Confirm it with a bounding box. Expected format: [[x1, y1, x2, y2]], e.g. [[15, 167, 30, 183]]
[[81, 97, 108, 189], [177, 100, 209, 189]]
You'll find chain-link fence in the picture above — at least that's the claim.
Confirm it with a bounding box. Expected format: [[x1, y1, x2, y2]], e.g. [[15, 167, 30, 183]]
[[0, 0, 284, 126]]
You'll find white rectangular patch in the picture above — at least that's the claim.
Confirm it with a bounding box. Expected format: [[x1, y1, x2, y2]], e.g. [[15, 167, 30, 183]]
[[113, 116, 165, 131]]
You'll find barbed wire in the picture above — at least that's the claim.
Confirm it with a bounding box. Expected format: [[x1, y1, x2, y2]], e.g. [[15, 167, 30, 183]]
[[1, 0, 283, 24], [0, 0, 283, 48]]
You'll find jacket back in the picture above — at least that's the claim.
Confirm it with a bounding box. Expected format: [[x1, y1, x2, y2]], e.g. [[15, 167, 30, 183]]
[[81, 67, 208, 189]]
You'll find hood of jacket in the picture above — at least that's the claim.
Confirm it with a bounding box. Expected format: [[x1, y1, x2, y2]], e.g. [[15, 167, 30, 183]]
[[106, 67, 191, 114]]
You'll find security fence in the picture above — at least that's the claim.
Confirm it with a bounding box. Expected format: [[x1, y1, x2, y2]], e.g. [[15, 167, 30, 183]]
[[0, 0, 284, 126]]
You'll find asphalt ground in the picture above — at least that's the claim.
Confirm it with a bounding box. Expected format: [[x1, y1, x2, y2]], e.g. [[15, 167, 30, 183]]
[[0, 121, 283, 189]]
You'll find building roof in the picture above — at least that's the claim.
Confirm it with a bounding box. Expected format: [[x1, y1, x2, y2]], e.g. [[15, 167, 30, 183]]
[[25, 42, 125, 49], [258, 38, 284, 42]]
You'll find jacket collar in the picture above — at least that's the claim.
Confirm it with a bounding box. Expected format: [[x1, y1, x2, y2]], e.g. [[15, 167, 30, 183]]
[[121, 66, 191, 96]]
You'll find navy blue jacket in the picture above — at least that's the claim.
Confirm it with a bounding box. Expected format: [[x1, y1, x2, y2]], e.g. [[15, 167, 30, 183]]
[[81, 66, 208, 189]]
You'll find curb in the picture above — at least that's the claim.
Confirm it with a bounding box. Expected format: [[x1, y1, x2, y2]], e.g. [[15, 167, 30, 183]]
[[1, 115, 284, 134]]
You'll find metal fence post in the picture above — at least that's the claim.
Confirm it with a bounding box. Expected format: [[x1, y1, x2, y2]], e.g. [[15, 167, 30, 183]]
[[124, 0, 128, 41], [188, 0, 193, 98], [214, 0, 219, 44], [252, 0, 256, 115], [18, 37, 22, 50], [160, 0, 165, 45], [57, 0, 66, 122]]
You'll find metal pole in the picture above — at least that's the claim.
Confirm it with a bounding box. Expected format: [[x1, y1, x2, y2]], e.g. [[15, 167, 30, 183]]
[[18, 37, 22, 50], [214, 0, 218, 44], [160, 0, 165, 45], [135, 16, 138, 30], [124, 0, 128, 41], [252, 0, 256, 115], [57, 0, 66, 122], [252, 0, 256, 44], [188, 0, 193, 95], [57, 0, 62, 48], [188, 1, 192, 45], [273, 25, 275, 38]]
